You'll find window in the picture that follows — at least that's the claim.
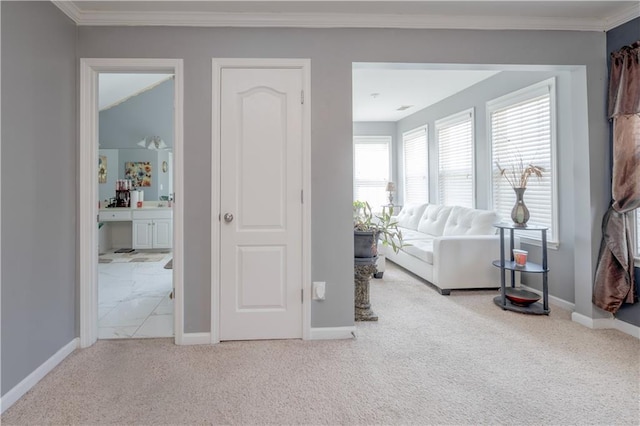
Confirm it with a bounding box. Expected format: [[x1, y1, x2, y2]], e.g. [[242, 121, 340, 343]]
[[402, 126, 428, 205], [436, 109, 474, 208], [353, 135, 391, 208], [488, 78, 557, 244]]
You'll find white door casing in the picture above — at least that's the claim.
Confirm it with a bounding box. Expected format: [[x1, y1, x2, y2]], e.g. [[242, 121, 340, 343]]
[[212, 59, 312, 343], [79, 58, 184, 347]]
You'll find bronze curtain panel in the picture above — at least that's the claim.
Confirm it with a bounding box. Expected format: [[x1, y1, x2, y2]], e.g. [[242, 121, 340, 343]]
[[593, 41, 640, 313]]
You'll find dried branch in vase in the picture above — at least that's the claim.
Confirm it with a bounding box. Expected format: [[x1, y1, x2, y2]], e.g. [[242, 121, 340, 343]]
[[495, 155, 544, 189]]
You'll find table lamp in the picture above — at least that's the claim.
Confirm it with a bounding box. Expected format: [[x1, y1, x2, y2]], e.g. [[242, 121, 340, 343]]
[[385, 182, 396, 206]]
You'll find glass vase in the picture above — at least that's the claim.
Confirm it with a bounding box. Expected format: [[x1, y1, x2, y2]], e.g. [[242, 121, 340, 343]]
[[511, 187, 530, 226]]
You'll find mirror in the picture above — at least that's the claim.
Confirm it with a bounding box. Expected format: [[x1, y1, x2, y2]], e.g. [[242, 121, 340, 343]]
[[98, 73, 175, 204], [99, 148, 172, 203]]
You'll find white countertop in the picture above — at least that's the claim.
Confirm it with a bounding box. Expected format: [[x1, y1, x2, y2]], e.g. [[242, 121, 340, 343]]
[[100, 206, 173, 211]]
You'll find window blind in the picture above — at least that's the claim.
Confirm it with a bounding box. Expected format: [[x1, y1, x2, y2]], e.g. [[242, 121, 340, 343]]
[[436, 111, 474, 208], [353, 136, 391, 208], [403, 127, 428, 205], [490, 83, 556, 242]]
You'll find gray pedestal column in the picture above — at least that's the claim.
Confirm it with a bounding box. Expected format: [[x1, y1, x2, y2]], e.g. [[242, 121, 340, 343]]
[[354, 259, 378, 321]]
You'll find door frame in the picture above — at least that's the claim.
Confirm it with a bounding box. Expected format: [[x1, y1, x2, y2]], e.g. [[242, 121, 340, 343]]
[[211, 58, 312, 343], [79, 58, 184, 347]]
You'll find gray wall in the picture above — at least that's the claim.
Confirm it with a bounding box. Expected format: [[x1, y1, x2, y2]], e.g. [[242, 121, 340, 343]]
[[396, 70, 577, 303], [77, 26, 609, 332], [606, 17, 640, 327], [1, 2, 76, 395], [99, 78, 174, 149]]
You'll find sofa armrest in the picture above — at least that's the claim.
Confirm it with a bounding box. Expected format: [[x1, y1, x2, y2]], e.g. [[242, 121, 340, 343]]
[[432, 235, 520, 290]]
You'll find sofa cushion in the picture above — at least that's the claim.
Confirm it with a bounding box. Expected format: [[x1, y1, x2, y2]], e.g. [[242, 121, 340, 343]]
[[398, 229, 435, 241], [442, 206, 498, 236], [417, 204, 453, 237], [403, 239, 434, 264], [395, 203, 428, 231]]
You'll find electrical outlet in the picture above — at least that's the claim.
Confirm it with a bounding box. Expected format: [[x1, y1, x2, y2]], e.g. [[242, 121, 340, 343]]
[[312, 281, 326, 300]]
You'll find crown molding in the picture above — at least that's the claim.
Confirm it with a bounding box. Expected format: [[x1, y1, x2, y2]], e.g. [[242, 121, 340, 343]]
[[51, 3, 639, 32], [603, 3, 640, 31], [51, 1, 82, 24], [68, 11, 606, 31]]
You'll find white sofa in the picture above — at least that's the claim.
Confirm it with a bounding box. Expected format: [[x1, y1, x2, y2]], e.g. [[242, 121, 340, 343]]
[[380, 203, 518, 295]]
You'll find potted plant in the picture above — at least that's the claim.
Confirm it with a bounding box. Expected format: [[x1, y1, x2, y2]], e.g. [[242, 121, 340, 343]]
[[353, 201, 406, 258]]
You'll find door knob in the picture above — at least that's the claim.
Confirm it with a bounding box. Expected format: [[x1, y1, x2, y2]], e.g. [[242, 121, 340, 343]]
[[224, 213, 234, 223]]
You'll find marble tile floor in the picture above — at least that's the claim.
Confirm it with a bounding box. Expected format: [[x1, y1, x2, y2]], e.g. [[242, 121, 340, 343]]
[[98, 251, 173, 339]]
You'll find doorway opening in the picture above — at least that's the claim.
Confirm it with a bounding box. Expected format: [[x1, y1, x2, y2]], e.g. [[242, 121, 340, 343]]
[[352, 62, 588, 304], [79, 59, 184, 348], [97, 73, 175, 339]]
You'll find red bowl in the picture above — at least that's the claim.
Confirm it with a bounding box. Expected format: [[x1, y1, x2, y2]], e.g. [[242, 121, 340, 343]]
[[505, 288, 541, 307]]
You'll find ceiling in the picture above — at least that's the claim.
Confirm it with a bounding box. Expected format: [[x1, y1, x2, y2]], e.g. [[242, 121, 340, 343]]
[[99, 74, 173, 111], [54, 1, 639, 31], [354, 66, 500, 121]]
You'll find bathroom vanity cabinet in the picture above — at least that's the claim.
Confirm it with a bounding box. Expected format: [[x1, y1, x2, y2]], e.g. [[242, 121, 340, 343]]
[[98, 207, 173, 250]]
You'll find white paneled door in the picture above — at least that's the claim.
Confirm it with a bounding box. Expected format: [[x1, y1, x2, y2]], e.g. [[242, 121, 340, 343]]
[[219, 67, 303, 340]]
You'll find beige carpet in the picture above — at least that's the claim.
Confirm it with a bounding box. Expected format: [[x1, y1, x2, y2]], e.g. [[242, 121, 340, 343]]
[[2, 263, 638, 425]]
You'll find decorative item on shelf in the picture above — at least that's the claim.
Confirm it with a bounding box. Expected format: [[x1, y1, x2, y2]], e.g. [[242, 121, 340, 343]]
[[495, 154, 544, 226], [115, 179, 132, 207], [513, 249, 528, 267], [385, 181, 396, 206], [505, 287, 541, 307], [511, 187, 530, 225]]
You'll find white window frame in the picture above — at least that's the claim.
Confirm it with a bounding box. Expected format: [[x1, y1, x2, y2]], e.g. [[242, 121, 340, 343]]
[[435, 108, 475, 208], [402, 125, 429, 205], [487, 78, 559, 247], [353, 135, 392, 208]]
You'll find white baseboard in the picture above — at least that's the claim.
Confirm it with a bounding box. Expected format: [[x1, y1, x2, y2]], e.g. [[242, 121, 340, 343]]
[[181, 329, 359, 343], [520, 285, 575, 311], [612, 318, 640, 338], [1, 338, 79, 414], [309, 326, 356, 340], [180, 332, 212, 345], [571, 312, 610, 329], [571, 312, 640, 339]]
